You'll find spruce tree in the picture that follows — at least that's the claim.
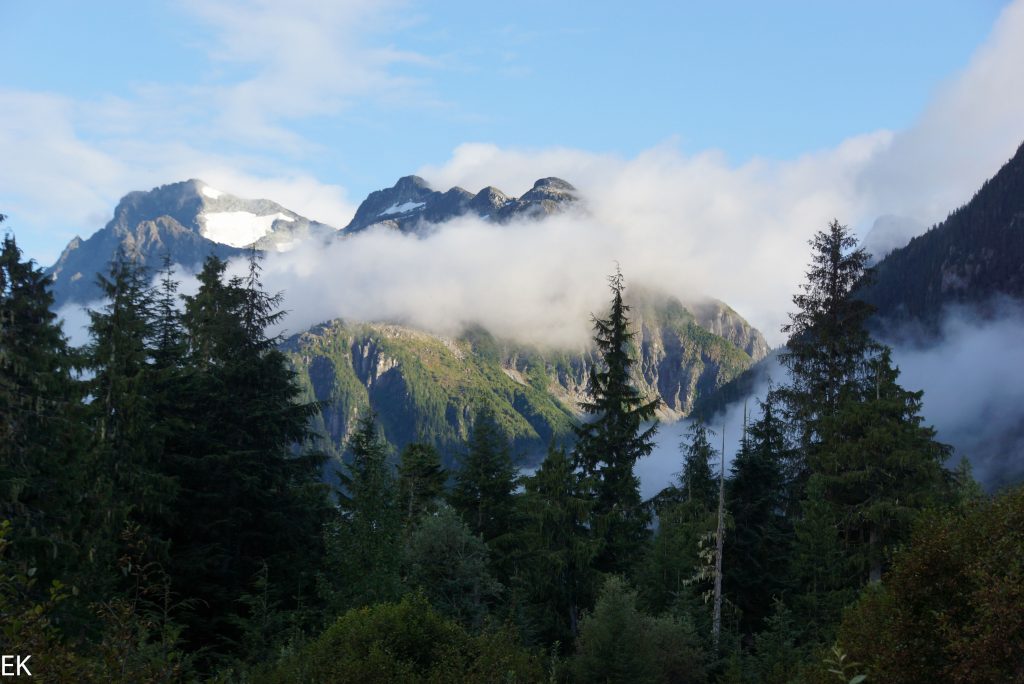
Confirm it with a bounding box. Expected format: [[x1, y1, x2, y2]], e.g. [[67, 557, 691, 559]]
[[725, 394, 792, 634], [397, 442, 446, 526], [680, 422, 718, 510], [776, 219, 882, 469], [573, 268, 659, 575], [450, 407, 518, 546], [0, 228, 86, 585], [320, 413, 402, 615], [515, 445, 598, 645], [85, 254, 174, 539], [813, 348, 950, 583], [165, 253, 330, 662], [639, 424, 719, 617]]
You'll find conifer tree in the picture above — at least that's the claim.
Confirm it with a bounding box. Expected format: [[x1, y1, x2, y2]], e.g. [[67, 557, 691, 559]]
[[640, 424, 719, 617], [0, 228, 86, 583], [725, 394, 792, 634], [450, 407, 518, 546], [813, 348, 950, 583], [397, 442, 446, 525], [515, 445, 598, 645], [776, 219, 882, 468], [573, 268, 659, 575], [680, 422, 718, 510], [165, 253, 330, 662], [85, 254, 173, 541], [321, 413, 402, 615]]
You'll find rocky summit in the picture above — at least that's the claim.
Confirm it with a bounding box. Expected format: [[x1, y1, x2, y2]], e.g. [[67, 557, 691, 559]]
[[46, 179, 336, 306], [341, 176, 579, 234]]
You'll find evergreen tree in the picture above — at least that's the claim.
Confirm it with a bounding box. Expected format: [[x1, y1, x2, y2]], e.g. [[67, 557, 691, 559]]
[[320, 413, 403, 615], [0, 228, 86, 585], [165, 254, 330, 663], [639, 425, 720, 619], [813, 348, 950, 583], [680, 422, 718, 510], [573, 268, 659, 575], [788, 475, 855, 643], [515, 445, 598, 646], [725, 395, 792, 634], [85, 254, 174, 550], [450, 407, 518, 548], [397, 442, 446, 525], [776, 219, 882, 469], [402, 504, 501, 631]]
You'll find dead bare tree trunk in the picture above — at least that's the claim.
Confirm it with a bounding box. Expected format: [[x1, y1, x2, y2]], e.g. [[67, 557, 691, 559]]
[[712, 424, 725, 650]]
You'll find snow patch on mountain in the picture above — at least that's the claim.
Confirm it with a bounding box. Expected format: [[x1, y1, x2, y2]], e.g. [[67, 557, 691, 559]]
[[202, 211, 294, 247], [380, 201, 425, 216], [201, 185, 224, 200]]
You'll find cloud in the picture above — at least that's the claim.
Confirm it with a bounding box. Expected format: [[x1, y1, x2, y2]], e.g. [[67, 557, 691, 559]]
[[0, 0, 430, 262], [856, 0, 1024, 227], [889, 301, 1024, 489], [179, 0, 438, 146]]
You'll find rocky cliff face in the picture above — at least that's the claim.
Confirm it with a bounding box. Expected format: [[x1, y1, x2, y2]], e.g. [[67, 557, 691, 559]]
[[283, 291, 764, 466]]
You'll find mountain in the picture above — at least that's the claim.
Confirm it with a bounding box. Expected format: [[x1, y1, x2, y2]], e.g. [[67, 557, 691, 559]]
[[858, 140, 1024, 332], [284, 290, 766, 467], [46, 179, 336, 306], [46, 175, 768, 464], [341, 176, 578, 234]]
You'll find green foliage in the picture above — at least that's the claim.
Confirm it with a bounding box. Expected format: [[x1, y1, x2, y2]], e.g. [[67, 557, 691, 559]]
[[450, 407, 518, 545], [789, 476, 856, 643], [257, 593, 544, 683], [681, 422, 718, 510], [812, 349, 950, 583], [402, 505, 501, 630], [450, 406, 520, 589], [0, 230, 88, 589], [397, 442, 447, 524], [725, 395, 793, 634], [572, 576, 706, 684], [515, 446, 599, 648], [838, 485, 1024, 683], [162, 254, 332, 665], [321, 414, 403, 615], [573, 269, 659, 575]]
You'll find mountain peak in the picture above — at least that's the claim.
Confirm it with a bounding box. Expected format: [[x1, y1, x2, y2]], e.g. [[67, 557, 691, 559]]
[[46, 179, 337, 306], [343, 176, 579, 234]]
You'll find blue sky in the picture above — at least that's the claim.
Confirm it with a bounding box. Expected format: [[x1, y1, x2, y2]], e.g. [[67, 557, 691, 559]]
[[1, 0, 1018, 267]]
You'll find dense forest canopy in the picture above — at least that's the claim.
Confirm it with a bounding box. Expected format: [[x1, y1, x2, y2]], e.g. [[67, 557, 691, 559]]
[[1, 213, 1021, 682]]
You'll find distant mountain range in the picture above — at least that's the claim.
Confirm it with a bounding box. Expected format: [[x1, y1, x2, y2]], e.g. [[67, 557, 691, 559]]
[[45, 174, 767, 465]]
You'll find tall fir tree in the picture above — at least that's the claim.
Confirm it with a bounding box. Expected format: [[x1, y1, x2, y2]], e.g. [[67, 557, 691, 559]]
[[680, 422, 718, 510], [320, 413, 402, 615], [775, 219, 882, 476], [813, 348, 950, 583], [515, 445, 598, 646], [450, 407, 518, 548], [573, 268, 659, 576], [397, 441, 446, 526], [0, 228, 87, 586], [725, 394, 793, 635], [164, 253, 330, 664], [85, 254, 174, 548]]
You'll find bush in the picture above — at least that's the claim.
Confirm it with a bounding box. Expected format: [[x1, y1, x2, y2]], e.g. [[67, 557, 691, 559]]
[[258, 593, 543, 683], [838, 485, 1024, 683], [572, 576, 706, 684]]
